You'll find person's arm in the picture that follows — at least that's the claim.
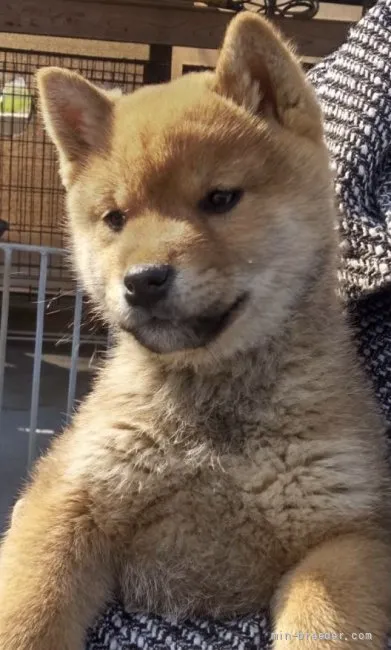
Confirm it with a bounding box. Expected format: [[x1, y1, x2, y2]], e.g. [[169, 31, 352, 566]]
[[308, 0, 391, 298]]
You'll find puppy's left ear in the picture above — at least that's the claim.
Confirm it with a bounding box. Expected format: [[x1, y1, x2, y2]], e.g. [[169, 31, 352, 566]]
[[214, 13, 322, 142]]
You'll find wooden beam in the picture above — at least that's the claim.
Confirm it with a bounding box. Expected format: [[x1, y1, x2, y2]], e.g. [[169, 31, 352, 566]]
[[0, 1, 229, 48], [144, 44, 172, 84], [70, 0, 198, 5], [274, 16, 352, 58], [0, 0, 353, 58]]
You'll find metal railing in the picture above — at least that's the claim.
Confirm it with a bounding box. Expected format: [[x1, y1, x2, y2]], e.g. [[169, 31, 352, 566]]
[[0, 242, 83, 467]]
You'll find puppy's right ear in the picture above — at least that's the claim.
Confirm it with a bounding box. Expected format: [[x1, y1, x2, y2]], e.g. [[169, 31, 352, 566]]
[[37, 67, 113, 186]]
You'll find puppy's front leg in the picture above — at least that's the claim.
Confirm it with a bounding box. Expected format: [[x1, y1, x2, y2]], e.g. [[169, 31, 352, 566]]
[[0, 459, 113, 650], [272, 533, 391, 650]]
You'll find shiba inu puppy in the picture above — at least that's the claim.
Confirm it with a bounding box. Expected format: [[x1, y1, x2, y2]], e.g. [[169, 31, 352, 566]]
[[1, 12, 390, 650]]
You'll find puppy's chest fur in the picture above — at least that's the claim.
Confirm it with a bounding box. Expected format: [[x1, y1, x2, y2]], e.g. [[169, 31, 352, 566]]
[[72, 352, 386, 617], [118, 442, 374, 618]]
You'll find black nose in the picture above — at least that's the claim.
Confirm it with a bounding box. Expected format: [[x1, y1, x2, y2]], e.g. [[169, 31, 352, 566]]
[[124, 264, 174, 307]]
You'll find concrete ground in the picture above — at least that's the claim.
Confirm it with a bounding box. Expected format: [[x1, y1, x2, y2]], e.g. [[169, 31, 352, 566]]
[[0, 340, 103, 533]]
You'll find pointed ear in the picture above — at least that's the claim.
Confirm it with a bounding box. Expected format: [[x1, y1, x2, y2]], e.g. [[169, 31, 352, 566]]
[[37, 67, 113, 186], [214, 13, 322, 141]]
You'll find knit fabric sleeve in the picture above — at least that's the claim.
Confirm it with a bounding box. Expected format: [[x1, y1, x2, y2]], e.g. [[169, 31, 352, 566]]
[[308, 0, 391, 299]]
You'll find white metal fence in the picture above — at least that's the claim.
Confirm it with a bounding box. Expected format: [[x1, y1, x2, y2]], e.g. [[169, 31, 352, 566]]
[[0, 242, 84, 468]]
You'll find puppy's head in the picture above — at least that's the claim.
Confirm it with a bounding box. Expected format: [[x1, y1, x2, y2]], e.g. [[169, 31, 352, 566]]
[[37, 14, 334, 364]]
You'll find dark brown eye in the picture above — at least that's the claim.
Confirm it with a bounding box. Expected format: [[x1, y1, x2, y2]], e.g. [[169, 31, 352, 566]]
[[198, 188, 243, 215], [103, 210, 126, 232]]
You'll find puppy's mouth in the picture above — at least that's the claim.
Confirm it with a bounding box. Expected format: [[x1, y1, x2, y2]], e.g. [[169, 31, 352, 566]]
[[121, 293, 248, 354]]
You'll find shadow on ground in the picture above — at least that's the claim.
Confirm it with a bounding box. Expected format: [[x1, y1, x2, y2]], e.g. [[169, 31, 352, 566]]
[[0, 341, 103, 533]]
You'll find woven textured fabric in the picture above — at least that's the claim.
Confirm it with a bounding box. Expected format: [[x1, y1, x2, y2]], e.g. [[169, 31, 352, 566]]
[[348, 287, 391, 425], [308, 0, 391, 300], [307, 0, 391, 425], [87, 606, 272, 649], [86, 3, 391, 647]]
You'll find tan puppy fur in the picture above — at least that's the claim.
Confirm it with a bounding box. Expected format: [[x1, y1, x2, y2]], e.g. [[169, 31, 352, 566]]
[[1, 13, 391, 650]]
